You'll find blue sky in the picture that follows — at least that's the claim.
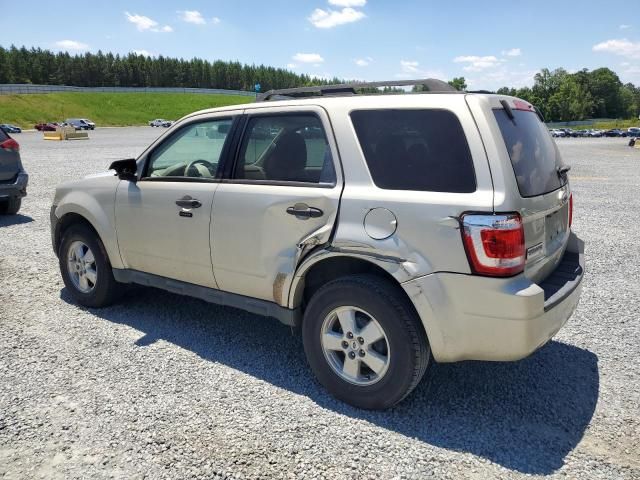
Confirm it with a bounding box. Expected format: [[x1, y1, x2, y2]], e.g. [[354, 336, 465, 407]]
[[1, 0, 639, 90]]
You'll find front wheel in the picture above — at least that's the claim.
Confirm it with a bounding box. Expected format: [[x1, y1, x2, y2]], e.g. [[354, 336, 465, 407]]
[[302, 274, 430, 409], [59, 224, 122, 308]]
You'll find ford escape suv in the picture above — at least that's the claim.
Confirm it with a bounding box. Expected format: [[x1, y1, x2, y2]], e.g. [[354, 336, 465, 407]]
[[51, 79, 584, 409]]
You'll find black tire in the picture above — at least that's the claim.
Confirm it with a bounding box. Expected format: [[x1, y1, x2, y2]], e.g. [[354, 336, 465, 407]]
[[0, 197, 21, 215], [302, 274, 430, 409], [59, 224, 122, 308]]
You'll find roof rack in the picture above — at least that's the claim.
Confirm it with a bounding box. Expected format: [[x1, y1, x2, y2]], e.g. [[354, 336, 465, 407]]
[[256, 78, 459, 102]]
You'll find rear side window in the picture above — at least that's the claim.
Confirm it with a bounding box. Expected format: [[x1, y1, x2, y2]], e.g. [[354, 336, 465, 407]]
[[0, 128, 8, 141], [350, 109, 476, 192], [494, 109, 567, 197]]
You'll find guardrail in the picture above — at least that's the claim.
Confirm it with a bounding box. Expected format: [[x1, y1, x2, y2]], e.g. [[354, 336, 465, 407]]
[[0, 84, 255, 96]]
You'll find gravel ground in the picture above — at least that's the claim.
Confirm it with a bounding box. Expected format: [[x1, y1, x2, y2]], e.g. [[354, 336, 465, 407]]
[[0, 130, 639, 479]]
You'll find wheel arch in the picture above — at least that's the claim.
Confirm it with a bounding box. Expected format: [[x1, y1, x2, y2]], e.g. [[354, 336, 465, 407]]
[[53, 211, 121, 269], [291, 251, 428, 323]]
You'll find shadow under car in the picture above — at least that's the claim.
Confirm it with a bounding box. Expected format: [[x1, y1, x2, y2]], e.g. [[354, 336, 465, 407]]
[[60, 285, 599, 475]]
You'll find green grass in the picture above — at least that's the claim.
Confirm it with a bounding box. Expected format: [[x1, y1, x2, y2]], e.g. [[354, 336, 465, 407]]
[[0, 92, 254, 128]]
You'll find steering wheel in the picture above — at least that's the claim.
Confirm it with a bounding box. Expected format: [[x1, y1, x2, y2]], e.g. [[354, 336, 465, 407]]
[[184, 159, 216, 177]]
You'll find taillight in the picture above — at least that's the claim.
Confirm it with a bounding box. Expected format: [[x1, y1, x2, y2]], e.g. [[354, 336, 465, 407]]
[[0, 138, 19, 152], [461, 213, 525, 277], [569, 193, 573, 228]]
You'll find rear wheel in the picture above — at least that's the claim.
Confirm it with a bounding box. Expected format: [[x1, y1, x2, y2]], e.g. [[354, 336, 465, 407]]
[[0, 197, 21, 215], [59, 224, 122, 308], [302, 274, 430, 409]]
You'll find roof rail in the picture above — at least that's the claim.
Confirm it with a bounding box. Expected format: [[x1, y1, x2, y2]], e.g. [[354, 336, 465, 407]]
[[256, 78, 459, 102]]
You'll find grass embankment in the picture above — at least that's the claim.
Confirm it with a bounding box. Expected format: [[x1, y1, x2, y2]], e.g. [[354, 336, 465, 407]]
[[0, 92, 254, 128]]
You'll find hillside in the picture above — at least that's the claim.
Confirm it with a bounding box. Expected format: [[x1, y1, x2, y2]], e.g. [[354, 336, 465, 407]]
[[0, 92, 254, 128]]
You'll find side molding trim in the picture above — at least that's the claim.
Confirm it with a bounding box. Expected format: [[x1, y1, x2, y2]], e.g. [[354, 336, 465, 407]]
[[112, 268, 301, 327]]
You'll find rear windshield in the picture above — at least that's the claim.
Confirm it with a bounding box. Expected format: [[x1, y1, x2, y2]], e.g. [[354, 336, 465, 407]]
[[494, 109, 567, 197], [0, 128, 8, 141], [350, 109, 476, 192]]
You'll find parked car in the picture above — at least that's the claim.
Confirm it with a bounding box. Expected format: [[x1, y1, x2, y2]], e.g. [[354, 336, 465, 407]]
[[603, 129, 627, 137], [550, 129, 565, 138], [149, 119, 172, 127], [571, 129, 588, 138], [51, 80, 584, 409], [586, 129, 603, 137], [34, 122, 58, 131], [80, 118, 95, 129], [0, 129, 28, 215], [627, 127, 640, 137], [0, 124, 21, 134], [66, 119, 93, 131]]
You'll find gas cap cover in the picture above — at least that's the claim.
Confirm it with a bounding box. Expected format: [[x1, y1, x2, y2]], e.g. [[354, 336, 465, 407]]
[[364, 208, 398, 240]]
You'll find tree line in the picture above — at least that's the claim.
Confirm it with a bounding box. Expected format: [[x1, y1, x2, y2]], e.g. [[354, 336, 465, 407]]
[[0, 45, 341, 93], [1, 45, 639, 122], [496, 68, 640, 122]]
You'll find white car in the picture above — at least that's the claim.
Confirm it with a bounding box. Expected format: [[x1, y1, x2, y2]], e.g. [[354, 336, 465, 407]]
[[149, 119, 172, 128], [51, 79, 584, 409]]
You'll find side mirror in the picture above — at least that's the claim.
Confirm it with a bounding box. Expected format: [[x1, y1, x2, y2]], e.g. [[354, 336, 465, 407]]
[[109, 158, 138, 182]]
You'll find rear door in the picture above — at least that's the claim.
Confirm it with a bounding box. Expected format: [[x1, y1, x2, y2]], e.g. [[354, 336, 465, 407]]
[[467, 95, 571, 283], [0, 129, 21, 183], [211, 105, 342, 305]]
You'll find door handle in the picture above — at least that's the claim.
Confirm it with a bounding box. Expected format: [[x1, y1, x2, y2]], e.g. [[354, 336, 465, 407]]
[[286, 204, 323, 218], [176, 195, 202, 209]]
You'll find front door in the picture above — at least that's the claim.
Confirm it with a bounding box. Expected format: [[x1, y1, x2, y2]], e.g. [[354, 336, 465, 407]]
[[211, 107, 343, 304], [115, 116, 236, 288]]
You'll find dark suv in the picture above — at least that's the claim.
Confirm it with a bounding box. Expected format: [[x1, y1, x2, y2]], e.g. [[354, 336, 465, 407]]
[[0, 129, 28, 215]]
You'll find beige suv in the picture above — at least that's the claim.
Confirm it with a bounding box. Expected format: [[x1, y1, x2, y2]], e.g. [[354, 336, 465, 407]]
[[51, 79, 585, 409]]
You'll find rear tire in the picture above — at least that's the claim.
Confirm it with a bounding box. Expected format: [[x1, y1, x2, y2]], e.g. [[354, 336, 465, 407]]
[[59, 224, 123, 308], [302, 274, 430, 409], [0, 197, 21, 215]]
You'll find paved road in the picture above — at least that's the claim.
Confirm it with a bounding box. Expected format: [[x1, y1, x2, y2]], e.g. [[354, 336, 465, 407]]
[[1, 130, 638, 479]]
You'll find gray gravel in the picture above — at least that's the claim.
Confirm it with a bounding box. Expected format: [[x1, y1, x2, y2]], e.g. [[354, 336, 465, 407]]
[[1, 130, 639, 479]]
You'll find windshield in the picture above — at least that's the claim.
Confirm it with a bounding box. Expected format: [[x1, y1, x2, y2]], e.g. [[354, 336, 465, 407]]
[[494, 108, 567, 197]]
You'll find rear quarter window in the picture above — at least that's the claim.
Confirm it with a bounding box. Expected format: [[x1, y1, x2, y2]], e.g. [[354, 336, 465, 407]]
[[350, 109, 476, 192]]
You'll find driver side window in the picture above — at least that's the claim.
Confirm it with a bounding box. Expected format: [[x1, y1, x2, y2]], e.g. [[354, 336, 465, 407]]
[[146, 118, 233, 179]]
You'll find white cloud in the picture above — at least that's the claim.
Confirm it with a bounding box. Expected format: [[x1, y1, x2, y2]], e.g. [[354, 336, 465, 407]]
[[309, 7, 365, 28], [211, 17, 221, 25], [132, 49, 152, 57], [328, 0, 366, 6], [125, 12, 172, 33], [293, 53, 325, 63], [355, 56, 373, 67], [502, 48, 522, 57], [400, 60, 420, 73], [465, 68, 537, 91], [179, 10, 206, 25], [454, 55, 502, 71], [55, 40, 89, 51], [593, 38, 640, 59], [619, 24, 632, 30]]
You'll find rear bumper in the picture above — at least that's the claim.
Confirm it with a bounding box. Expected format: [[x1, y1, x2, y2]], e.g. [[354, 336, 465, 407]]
[[0, 172, 28, 199], [403, 232, 585, 362]]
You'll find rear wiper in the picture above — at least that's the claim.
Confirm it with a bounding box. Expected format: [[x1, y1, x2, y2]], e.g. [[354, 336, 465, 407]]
[[499, 100, 514, 121], [557, 165, 571, 176]]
